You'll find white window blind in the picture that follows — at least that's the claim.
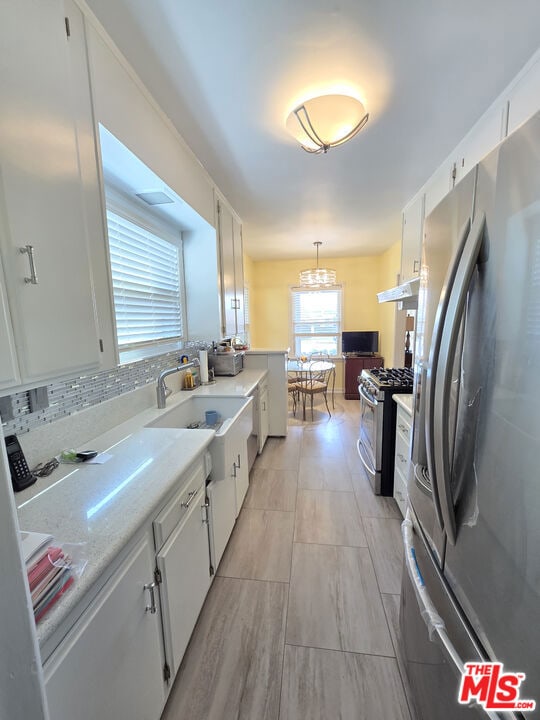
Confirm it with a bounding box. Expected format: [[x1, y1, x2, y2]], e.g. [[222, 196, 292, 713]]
[[291, 287, 342, 357], [107, 210, 183, 349]]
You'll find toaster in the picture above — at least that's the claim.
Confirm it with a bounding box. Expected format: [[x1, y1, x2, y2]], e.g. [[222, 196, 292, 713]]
[[208, 351, 244, 376]]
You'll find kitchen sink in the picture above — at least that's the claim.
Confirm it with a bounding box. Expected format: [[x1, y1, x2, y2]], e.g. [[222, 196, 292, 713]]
[[146, 396, 252, 438]]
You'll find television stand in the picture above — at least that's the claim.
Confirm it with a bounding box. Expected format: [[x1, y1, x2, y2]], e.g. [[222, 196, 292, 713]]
[[343, 354, 384, 399]]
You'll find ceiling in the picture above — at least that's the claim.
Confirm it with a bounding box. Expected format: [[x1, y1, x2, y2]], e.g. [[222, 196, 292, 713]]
[[84, 0, 540, 261]]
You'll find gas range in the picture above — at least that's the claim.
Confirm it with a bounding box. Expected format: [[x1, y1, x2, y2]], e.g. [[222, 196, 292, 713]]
[[359, 367, 414, 402], [357, 366, 414, 496]]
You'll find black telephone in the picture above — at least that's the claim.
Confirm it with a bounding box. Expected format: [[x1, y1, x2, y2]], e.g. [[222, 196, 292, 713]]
[[5, 434, 36, 492]]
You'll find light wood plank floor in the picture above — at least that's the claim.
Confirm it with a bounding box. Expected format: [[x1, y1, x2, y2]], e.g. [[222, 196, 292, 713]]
[[161, 396, 412, 720]]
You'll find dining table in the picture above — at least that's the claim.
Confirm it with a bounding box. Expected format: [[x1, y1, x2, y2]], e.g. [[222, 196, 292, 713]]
[[287, 358, 336, 417]]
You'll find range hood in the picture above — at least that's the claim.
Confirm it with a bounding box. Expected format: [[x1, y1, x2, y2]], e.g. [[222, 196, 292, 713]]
[[377, 276, 420, 309]]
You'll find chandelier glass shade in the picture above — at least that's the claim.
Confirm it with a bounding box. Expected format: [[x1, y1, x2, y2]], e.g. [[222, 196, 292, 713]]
[[299, 242, 336, 287], [286, 94, 369, 154]]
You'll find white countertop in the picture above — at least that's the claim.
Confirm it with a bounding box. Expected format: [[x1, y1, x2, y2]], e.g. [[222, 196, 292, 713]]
[[245, 348, 288, 355], [16, 368, 267, 649], [194, 369, 266, 396], [393, 393, 413, 415]]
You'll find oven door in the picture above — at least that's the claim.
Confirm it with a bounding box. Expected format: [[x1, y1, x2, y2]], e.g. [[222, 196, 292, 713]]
[[357, 385, 383, 493]]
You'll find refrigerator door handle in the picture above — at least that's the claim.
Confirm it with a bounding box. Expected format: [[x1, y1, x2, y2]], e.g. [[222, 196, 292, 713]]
[[402, 511, 502, 720], [433, 212, 486, 545], [425, 217, 471, 531]]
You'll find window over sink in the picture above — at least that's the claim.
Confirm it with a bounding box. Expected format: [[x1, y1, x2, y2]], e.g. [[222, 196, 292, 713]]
[[105, 202, 186, 363]]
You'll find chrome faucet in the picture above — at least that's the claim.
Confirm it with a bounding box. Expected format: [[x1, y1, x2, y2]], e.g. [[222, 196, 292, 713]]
[[156, 358, 200, 409]]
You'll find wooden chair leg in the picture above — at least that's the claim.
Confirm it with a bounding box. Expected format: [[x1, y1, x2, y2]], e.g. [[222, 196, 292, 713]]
[[310, 393, 314, 421]]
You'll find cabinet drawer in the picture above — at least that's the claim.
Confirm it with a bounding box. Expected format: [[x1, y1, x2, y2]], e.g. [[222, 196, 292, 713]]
[[396, 407, 412, 445], [153, 460, 205, 549], [393, 464, 408, 518], [394, 431, 410, 479]]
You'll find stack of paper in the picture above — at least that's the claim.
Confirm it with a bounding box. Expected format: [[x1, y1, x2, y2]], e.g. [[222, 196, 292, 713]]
[[23, 534, 74, 623]]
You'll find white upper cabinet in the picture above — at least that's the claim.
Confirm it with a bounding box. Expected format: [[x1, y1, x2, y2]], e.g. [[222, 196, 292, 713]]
[[424, 158, 455, 218], [401, 193, 424, 281], [0, 0, 101, 388], [218, 198, 237, 337], [454, 102, 507, 184], [233, 217, 245, 335], [507, 54, 540, 136], [0, 251, 20, 390], [216, 195, 244, 338]]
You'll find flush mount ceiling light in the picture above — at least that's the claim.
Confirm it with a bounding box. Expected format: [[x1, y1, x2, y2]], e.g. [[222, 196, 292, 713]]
[[286, 94, 369, 154], [299, 242, 337, 287]]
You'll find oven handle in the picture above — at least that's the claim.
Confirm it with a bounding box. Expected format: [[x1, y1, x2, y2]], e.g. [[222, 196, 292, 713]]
[[359, 385, 377, 408], [356, 438, 376, 477]]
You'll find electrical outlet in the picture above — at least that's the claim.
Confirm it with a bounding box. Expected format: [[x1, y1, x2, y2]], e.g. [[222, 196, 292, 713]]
[[0, 395, 14, 422]]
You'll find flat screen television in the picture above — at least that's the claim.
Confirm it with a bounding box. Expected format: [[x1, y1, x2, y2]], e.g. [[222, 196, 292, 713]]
[[342, 331, 379, 355]]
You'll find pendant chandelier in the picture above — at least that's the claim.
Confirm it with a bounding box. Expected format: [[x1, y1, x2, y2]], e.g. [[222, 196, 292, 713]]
[[299, 242, 336, 287]]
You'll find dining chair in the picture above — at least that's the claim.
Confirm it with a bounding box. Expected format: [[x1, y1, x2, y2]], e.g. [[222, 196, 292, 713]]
[[287, 380, 298, 415], [308, 353, 336, 409], [295, 362, 334, 421]]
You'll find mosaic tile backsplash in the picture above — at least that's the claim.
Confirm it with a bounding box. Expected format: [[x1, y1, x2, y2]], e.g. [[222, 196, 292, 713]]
[[1, 344, 209, 436]]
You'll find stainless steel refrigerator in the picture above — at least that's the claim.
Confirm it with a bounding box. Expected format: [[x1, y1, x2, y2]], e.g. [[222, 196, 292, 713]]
[[400, 110, 540, 719]]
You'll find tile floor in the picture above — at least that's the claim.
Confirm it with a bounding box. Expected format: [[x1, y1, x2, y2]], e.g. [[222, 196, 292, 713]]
[[161, 396, 412, 720]]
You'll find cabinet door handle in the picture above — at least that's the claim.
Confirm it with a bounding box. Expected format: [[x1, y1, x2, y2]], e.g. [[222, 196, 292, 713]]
[[20, 245, 38, 285], [232, 462, 237, 478], [201, 499, 210, 525], [413, 259, 420, 274], [236, 453, 241, 468], [398, 423, 409, 434], [262, 401, 266, 411], [181, 490, 197, 509], [144, 580, 157, 614]]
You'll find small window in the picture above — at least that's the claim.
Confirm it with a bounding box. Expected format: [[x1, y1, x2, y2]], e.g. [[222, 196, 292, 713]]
[[290, 286, 342, 357], [106, 210, 184, 358]]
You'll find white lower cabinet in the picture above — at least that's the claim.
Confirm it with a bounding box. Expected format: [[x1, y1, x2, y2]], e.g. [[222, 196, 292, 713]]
[[44, 534, 165, 720], [244, 351, 288, 437], [258, 381, 270, 453], [207, 474, 237, 568], [156, 484, 212, 678], [393, 403, 413, 517], [232, 439, 249, 515]]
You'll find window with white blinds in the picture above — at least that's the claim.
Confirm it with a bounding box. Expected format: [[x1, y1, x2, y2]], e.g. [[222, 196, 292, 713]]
[[106, 210, 184, 352], [290, 286, 342, 357]]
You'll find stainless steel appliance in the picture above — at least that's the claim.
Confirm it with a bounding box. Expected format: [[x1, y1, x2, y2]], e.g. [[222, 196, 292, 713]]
[[401, 111, 540, 719], [357, 367, 414, 495], [208, 351, 244, 376]]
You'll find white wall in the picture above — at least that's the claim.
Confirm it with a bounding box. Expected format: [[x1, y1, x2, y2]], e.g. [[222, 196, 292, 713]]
[[85, 19, 216, 228]]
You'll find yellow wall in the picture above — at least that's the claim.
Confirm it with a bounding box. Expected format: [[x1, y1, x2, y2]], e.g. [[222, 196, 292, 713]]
[[245, 249, 402, 388], [377, 240, 402, 365]]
